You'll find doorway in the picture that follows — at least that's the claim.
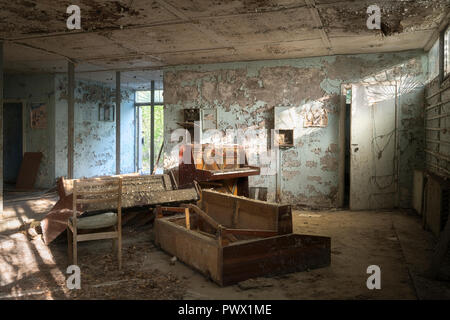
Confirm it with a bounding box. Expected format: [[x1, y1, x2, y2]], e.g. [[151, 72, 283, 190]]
[[138, 104, 164, 174], [343, 83, 399, 210], [3, 101, 25, 185], [135, 82, 164, 174]]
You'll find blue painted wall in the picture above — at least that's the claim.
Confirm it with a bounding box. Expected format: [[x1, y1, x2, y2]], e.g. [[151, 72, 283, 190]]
[[4, 74, 56, 188], [163, 50, 428, 208]]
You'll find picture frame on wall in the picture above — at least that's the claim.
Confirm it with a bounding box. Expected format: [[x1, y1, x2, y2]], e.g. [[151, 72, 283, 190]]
[[201, 109, 217, 130], [99, 104, 115, 122], [30, 103, 47, 129]]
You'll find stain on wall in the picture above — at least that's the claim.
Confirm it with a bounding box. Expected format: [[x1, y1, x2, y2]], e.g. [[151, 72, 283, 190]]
[[55, 75, 135, 179], [163, 50, 427, 208]]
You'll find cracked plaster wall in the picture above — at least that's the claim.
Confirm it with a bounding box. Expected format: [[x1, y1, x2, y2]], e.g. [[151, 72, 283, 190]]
[[55, 75, 135, 179], [163, 50, 427, 208]]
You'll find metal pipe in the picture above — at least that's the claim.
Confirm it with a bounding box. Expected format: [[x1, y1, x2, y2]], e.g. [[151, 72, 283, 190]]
[[425, 99, 450, 112], [426, 113, 450, 121], [425, 149, 450, 162]]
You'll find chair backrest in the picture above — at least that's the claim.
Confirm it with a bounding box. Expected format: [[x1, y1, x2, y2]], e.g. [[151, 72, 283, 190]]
[[72, 177, 123, 228]]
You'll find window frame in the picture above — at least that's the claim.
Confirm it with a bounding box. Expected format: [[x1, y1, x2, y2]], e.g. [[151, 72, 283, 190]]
[[134, 84, 164, 173]]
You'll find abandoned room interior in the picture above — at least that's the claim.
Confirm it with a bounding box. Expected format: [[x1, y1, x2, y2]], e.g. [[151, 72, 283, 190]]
[[0, 0, 450, 301]]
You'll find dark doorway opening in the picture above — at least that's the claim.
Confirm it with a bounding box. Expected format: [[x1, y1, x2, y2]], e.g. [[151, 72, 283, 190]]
[[344, 91, 351, 208], [3, 102, 23, 185]]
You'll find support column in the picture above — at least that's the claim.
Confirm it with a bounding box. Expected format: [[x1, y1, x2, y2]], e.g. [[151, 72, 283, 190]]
[[68, 61, 75, 179], [116, 71, 121, 175], [150, 80, 155, 174], [0, 42, 4, 216], [439, 29, 445, 85]]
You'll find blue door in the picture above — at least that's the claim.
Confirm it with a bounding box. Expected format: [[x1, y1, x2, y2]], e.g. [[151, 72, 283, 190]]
[[3, 103, 23, 184]]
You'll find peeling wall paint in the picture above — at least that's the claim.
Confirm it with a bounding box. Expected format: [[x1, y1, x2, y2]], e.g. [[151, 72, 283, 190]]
[[55, 75, 135, 179], [163, 50, 427, 208], [4, 73, 136, 187], [4, 74, 56, 188]]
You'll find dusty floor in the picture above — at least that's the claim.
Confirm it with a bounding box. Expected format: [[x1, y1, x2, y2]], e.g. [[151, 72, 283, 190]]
[[1, 193, 450, 300]]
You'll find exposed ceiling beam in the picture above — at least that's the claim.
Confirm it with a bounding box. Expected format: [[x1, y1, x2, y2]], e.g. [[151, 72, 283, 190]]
[[305, 0, 333, 55]]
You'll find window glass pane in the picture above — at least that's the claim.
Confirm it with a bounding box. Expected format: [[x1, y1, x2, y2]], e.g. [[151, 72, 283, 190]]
[[153, 105, 164, 167], [136, 90, 151, 103], [155, 90, 164, 103]]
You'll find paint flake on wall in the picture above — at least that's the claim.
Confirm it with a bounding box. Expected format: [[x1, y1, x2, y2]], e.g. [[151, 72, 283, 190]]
[[30, 103, 47, 129]]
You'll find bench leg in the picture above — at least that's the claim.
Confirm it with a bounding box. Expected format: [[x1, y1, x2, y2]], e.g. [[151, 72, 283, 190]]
[[72, 229, 78, 267], [67, 228, 73, 263], [118, 237, 122, 270]]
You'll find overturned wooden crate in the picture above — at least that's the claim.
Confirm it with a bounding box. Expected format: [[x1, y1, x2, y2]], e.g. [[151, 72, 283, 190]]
[[154, 190, 331, 286]]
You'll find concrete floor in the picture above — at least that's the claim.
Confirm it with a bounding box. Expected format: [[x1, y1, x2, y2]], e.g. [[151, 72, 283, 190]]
[[1, 194, 449, 300]]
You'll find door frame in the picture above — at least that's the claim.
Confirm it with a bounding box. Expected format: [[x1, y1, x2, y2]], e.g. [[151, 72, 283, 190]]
[[338, 84, 351, 208], [340, 82, 400, 210], [3, 99, 26, 156]]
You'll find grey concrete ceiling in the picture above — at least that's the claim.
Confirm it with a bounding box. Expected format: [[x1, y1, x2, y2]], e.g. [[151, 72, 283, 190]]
[[1, 0, 449, 74]]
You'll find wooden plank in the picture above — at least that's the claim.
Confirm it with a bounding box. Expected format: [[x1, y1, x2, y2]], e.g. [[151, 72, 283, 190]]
[[221, 234, 331, 286], [15, 152, 43, 190], [77, 231, 118, 242], [185, 208, 191, 230], [201, 190, 292, 233], [155, 217, 221, 282], [160, 207, 186, 213], [221, 228, 278, 238], [155, 217, 331, 286], [183, 204, 221, 230]]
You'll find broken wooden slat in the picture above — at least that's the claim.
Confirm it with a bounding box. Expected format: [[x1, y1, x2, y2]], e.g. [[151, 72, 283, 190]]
[[221, 228, 278, 238], [155, 216, 331, 286], [15, 152, 43, 190], [183, 204, 221, 230]]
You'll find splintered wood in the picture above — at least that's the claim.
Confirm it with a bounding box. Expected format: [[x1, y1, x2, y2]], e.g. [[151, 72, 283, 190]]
[[155, 190, 331, 286], [59, 174, 198, 211], [41, 174, 199, 244]]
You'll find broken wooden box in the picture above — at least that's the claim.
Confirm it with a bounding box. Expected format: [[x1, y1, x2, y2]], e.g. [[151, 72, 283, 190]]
[[154, 190, 331, 286]]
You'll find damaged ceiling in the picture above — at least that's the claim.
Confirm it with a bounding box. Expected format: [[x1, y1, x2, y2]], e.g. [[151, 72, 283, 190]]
[[0, 0, 449, 73]]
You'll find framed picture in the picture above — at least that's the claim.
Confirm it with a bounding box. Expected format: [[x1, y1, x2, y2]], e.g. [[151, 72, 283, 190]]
[[303, 106, 328, 128], [30, 103, 47, 129], [99, 104, 115, 122], [201, 109, 217, 130]]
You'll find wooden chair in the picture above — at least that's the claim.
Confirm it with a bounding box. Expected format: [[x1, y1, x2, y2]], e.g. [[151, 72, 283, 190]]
[[67, 177, 123, 269]]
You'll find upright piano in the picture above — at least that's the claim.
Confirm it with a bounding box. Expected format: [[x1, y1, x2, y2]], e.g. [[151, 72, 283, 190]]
[[178, 144, 260, 197]]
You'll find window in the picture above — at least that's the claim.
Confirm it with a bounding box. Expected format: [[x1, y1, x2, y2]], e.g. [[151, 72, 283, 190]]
[[135, 90, 151, 104], [135, 86, 164, 174], [135, 90, 164, 104]]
